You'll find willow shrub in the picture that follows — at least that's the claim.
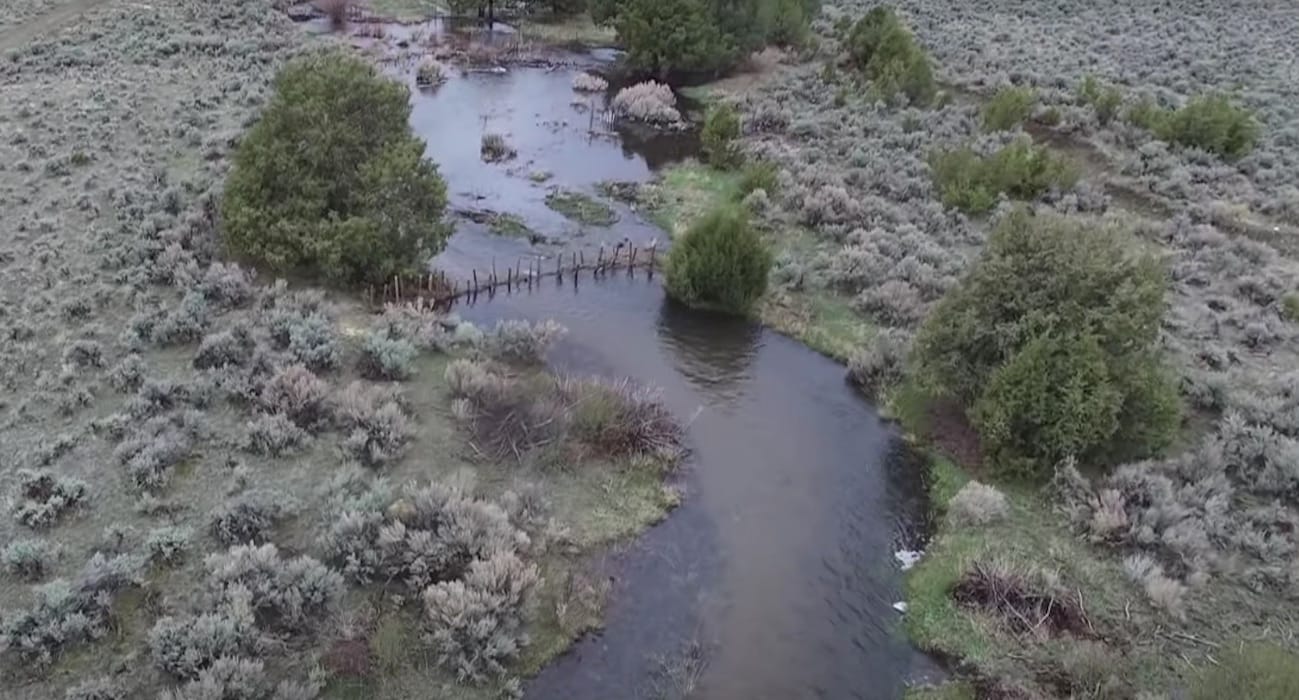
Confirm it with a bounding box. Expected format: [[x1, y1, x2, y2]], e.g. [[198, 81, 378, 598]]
[[665, 205, 771, 314], [222, 49, 449, 285], [913, 209, 1180, 476]]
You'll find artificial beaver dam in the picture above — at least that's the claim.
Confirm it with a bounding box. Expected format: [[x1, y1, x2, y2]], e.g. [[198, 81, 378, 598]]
[[393, 27, 945, 699]]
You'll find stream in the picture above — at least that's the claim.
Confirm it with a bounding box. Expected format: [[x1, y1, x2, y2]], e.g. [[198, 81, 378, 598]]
[[384, 26, 942, 699]]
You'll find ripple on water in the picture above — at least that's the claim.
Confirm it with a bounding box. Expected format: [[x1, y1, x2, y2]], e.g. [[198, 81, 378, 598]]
[[452, 275, 941, 700]]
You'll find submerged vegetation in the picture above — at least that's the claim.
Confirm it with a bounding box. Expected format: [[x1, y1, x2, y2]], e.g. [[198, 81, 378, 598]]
[[544, 189, 619, 225]]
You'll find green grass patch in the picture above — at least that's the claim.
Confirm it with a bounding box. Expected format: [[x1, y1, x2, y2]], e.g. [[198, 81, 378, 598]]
[[929, 137, 1078, 214], [677, 85, 717, 105], [1189, 643, 1299, 700], [486, 212, 544, 242], [647, 162, 740, 237], [545, 189, 618, 226], [518, 13, 618, 47], [1282, 293, 1299, 323], [926, 453, 968, 511], [903, 682, 977, 700], [368, 0, 446, 21], [760, 291, 874, 361], [887, 377, 934, 437]]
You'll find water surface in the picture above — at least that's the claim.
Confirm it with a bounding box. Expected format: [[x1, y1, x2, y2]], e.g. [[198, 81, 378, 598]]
[[407, 42, 940, 699], [454, 275, 939, 700]]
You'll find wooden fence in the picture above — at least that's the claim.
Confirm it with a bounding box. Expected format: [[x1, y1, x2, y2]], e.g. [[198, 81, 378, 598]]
[[367, 241, 659, 310]]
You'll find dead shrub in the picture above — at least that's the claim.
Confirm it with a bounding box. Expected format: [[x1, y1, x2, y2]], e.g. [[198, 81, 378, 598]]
[[561, 377, 682, 461], [446, 362, 682, 464], [952, 560, 1092, 638], [320, 0, 350, 29]]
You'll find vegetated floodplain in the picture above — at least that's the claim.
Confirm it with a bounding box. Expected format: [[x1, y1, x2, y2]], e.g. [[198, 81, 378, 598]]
[[9, 0, 1299, 696], [644, 0, 1299, 696], [0, 2, 686, 698]]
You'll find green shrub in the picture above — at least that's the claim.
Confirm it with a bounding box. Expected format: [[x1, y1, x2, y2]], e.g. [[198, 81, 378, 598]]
[[1077, 75, 1123, 125], [1190, 643, 1299, 700], [736, 160, 779, 197], [981, 86, 1036, 132], [845, 6, 935, 106], [701, 103, 743, 168], [1124, 95, 1166, 132], [222, 50, 449, 285], [929, 137, 1078, 214], [606, 0, 813, 75], [1127, 92, 1258, 159], [913, 209, 1179, 474], [972, 332, 1122, 477], [614, 0, 732, 76], [845, 6, 898, 67], [665, 205, 772, 313], [756, 0, 811, 46], [1160, 93, 1258, 159], [1282, 293, 1299, 322]]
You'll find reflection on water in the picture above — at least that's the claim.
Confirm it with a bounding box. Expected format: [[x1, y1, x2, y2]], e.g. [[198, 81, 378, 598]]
[[404, 53, 694, 244], [454, 275, 940, 700], [656, 298, 761, 406], [405, 38, 940, 697]]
